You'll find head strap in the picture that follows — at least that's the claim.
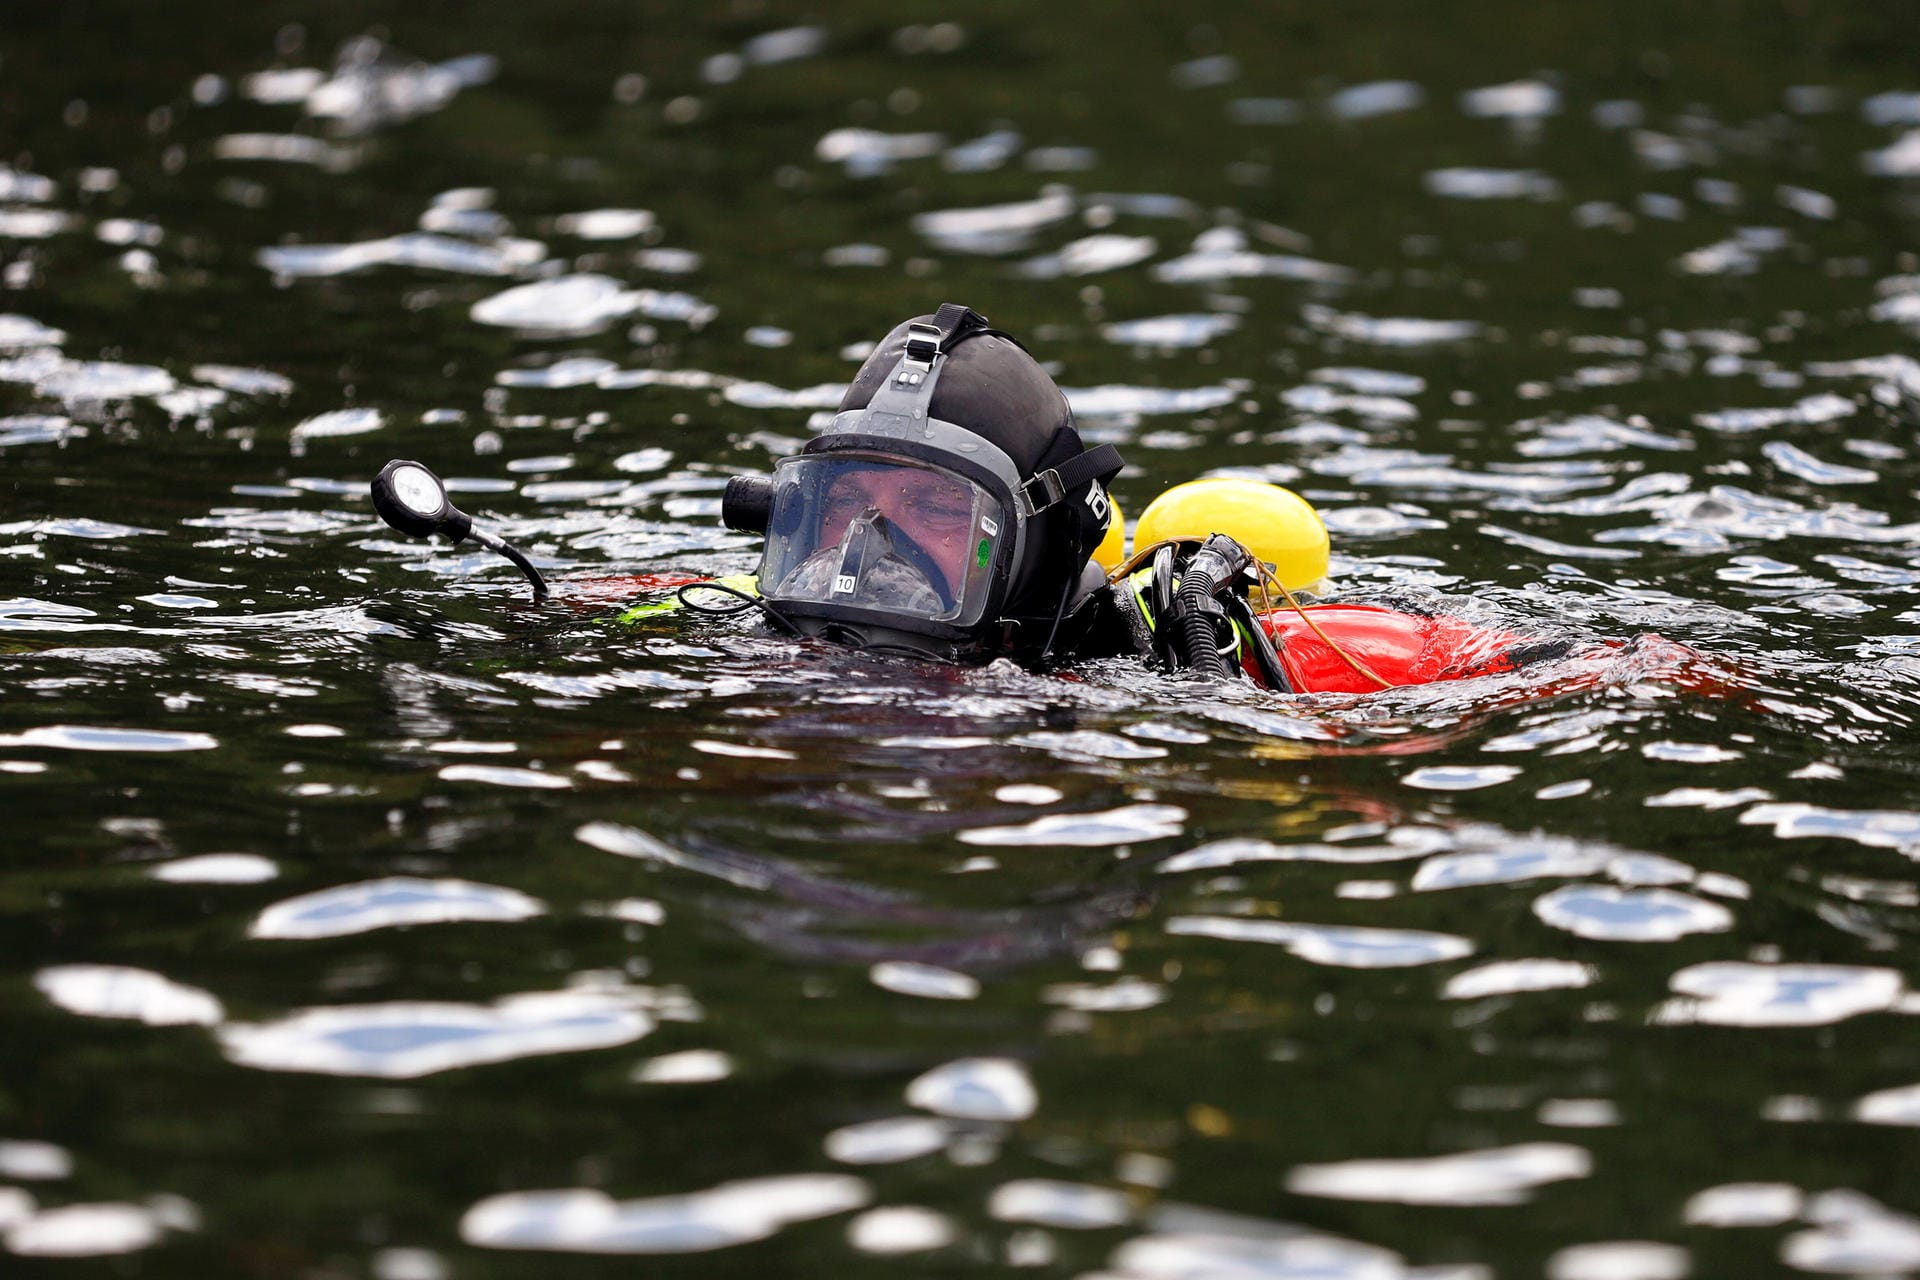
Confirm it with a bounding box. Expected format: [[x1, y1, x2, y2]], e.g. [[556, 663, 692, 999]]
[[1016, 443, 1123, 517]]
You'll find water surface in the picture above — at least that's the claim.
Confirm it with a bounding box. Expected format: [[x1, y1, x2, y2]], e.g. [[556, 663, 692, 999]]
[[5, 3, 1920, 1276]]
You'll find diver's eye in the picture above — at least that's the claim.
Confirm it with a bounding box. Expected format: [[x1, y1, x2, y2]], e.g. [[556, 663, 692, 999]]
[[904, 488, 972, 534], [821, 487, 865, 528]]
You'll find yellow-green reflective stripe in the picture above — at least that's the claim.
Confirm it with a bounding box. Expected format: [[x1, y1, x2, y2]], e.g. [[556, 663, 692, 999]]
[[615, 573, 758, 626], [1129, 567, 1156, 630], [1131, 566, 1245, 662]]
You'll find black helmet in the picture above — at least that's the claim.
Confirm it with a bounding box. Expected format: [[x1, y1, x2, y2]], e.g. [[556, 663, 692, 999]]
[[723, 303, 1122, 661]]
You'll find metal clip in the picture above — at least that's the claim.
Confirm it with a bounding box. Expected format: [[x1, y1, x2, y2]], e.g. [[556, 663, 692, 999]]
[[1018, 468, 1066, 515], [902, 321, 941, 368]]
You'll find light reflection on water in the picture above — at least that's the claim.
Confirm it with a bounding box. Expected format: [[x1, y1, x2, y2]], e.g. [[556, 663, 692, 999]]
[[4, 1, 1920, 1275]]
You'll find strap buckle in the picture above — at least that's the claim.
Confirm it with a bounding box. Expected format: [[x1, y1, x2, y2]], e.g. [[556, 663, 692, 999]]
[[1018, 468, 1066, 515], [902, 321, 941, 369]]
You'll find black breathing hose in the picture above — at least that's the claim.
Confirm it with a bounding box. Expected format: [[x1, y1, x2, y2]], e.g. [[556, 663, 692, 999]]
[[468, 528, 549, 604], [1226, 592, 1295, 693], [1170, 534, 1254, 681]]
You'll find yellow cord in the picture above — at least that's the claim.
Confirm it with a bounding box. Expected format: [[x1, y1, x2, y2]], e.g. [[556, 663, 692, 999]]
[[1105, 538, 1186, 584], [1253, 560, 1396, 691]]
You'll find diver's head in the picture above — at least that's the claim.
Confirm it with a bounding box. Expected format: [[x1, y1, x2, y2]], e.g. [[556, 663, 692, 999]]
[[723, 303, 1122, 662]]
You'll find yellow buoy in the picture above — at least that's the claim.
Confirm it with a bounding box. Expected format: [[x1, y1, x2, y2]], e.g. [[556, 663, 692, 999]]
[[1134, 477, 1329, 591], [1092, 492, 1125, 572]]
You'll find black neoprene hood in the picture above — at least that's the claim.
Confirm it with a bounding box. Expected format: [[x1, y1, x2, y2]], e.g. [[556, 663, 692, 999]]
[[839, 315, 1075, 477], [834, 307, 1107, 621]]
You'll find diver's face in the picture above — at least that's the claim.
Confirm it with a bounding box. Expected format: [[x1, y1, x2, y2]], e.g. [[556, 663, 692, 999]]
[[818, 466, 974, 597]]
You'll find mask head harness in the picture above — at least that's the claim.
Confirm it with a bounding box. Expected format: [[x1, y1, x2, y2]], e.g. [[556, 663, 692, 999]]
[[721, 303, 1123, 661]]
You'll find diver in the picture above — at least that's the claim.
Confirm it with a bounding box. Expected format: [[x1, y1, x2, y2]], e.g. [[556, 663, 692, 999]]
[[697, 302, 1594, 692], [710, 303, 1122, 663], [372, 302, 1656, 694]]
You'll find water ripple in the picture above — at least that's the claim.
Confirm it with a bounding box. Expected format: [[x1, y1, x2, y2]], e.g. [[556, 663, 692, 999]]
[[1281, 383, 1418, 421], [722, 379, 846, 410], [436, 763, 573, 790], [1286, 1142, 1591, 1206], [943, 127, 1022, 173], [1415, 845, 1612, 891], [847, 1206, 955, 1254], [910, 190, 1074, 254], [1425, 168, 1561, 200], [1532, 886, 1734, 942], [552, 208, 654, 240], [1657, 963, 1904, 1027], [0, 209, 79, 238], [632, 1050, 734, 1084], [1103, 313, 1240, 348], [0, 168, 56, 203], [989, 1179, 1132, 1229], [1693, 392, 1857, 433], [1854, 1081, 1920, 1127], [1152, 227, 1354, 285], [0, 725, 217, 752], [249, 877, 544, 939], [219, 988, 662, 1078], [1105, 1209, 1414, 1279], [1547, 1241, 1688, 1280], [1684, 1182, 1804, 1227], [1782, 1191, 1920, 1275], [1011, 730, 1168, 762], [1023, 233, 1158, 278], [1302, 305, 1482, 346], [290, 407, 383, 444], [824, 1116, 952, 1165], [191, 364, 292, 396], [0, 1141, 71, 1181], [1061, 384, 1241, 419], [1166, 917, 1474, 967], [461, 1174, 870, 1254], [958, 803, 1186, 847], [1738, 803, 1920, 855], [816, 128, 945, 177], [1328, 80, 1425, 120], [214, 133, 360, 170], [1462, 79, 1561, 119], [1864, 132, 1920, 177], [259, 232, 544, 278], [149, 853, 278, 884], [0, 315, 65, 349], [0, 355, 174, 403], [1403, 765, 1522, 791], [1043, 977, 1167, 1012], [0, 414, 80, 448], [905, 1057, 1037, 1121], [869, 961, 978, 1001], [7, 1200, 188, 1257], [35, 965, 223, 1026], [1444, 959, 1598, 1000], [471, 275, 714, 336], [1165, 836, 1436, 874]]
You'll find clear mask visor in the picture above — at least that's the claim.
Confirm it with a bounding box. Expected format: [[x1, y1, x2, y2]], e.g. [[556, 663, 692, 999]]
[[760, 453, 1010, 628]]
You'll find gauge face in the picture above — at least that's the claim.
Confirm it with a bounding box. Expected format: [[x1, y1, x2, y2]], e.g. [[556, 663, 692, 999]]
[[391, 464, 445, 518]]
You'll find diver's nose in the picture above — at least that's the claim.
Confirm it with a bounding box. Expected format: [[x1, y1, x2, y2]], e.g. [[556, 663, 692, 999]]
[[836, 507, 894, 569]]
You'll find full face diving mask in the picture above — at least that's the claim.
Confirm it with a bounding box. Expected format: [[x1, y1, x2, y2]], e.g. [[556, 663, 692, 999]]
[[721, 320, 1110, 660]]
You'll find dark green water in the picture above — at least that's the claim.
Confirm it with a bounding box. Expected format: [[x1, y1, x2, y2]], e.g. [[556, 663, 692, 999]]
[[6, 2, 1920, 1276]]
